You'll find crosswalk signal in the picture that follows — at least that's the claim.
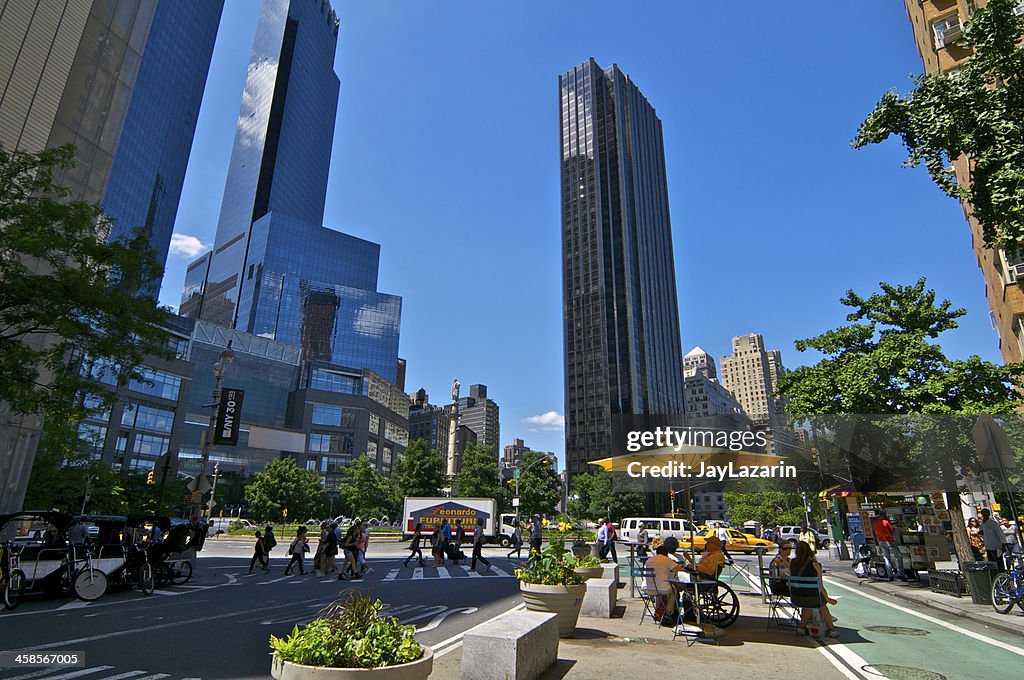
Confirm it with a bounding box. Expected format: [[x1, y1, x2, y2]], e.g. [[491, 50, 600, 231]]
[[146, 469, 155, 485]]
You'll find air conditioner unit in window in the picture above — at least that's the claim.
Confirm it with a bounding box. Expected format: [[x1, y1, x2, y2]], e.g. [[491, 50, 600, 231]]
[[1015, 2, 1024, 18], [1011, 263, 1024, 282], [935, 24, 963, 49]]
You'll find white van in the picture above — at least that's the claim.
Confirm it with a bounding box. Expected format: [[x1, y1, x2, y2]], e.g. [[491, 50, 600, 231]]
[[619, 517, 696, 543]]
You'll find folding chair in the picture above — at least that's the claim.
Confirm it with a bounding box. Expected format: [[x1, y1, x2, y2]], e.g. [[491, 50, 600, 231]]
[[765, 580, 798, 630], [785, 575, 827, 636], [635, 567, 669, 626]]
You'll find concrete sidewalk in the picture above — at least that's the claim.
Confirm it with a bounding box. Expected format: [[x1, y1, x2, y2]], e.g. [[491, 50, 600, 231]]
[[821, 557, 1024, 639], [429, 579, 845, 679]]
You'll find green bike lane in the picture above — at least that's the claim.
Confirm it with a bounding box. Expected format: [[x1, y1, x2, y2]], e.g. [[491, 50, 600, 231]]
[[822, 576, 1024, 680]]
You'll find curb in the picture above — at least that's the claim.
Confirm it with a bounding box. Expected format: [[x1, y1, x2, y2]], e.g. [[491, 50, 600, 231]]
[[829, 570, 1024, 640]]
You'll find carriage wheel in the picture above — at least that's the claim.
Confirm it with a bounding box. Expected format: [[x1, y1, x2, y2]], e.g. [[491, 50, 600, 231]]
[[170, 561, 192, 585], [3, 569, 25, 610], [699, 582, 740, 628], [73, 568, 107, 602], [138, 563, 155, 596]]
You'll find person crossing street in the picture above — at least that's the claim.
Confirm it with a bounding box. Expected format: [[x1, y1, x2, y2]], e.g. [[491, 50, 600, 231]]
[[470, 517, 491, 571]]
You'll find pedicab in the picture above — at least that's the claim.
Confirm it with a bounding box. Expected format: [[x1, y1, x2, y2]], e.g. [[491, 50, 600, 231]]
[[0, 511, 76, 609], [68, 514, 156, 601]]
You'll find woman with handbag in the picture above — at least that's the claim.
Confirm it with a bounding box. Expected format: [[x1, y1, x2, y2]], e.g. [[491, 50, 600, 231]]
[[284, 526, 309, 576]]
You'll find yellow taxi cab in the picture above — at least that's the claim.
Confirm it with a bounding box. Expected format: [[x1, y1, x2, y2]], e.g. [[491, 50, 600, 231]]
[[678, 527, 774, 553]]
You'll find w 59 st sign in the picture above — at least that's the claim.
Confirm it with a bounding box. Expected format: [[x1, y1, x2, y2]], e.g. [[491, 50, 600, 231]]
[[213, 388, 245, 445]]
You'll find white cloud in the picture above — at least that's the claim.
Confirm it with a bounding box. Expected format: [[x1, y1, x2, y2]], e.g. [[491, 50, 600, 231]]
[[169, 233, 210, 258], [523, 411, 565, 431]]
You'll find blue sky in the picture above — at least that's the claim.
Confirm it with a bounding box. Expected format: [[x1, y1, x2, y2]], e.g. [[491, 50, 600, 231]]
[[161, 1, 1001, 469]]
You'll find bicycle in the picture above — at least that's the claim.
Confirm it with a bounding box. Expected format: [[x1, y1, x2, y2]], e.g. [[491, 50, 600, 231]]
[[991, 555, 1024, 615], [1, 543, 26, 610]]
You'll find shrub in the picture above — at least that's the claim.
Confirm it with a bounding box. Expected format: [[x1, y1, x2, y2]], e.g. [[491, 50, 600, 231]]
[[269, 591, 422, 669], [515, 537, 584, 586]]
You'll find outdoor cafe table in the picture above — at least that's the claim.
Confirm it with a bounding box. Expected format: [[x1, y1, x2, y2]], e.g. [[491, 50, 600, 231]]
[[669, 570, 720, 645]]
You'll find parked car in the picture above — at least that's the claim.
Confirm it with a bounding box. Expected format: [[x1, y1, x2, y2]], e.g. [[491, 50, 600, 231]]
[[774, 525, 831, 549], [678, 527, 774, 553]]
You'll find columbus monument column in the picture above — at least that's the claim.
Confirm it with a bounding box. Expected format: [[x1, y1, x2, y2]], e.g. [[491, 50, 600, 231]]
[[446, 378, 460, 477]]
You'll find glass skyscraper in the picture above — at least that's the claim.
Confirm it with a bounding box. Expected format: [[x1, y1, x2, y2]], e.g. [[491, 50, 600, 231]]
[[181, 0, 402, 384], [559, 58, 686, 479], [102, 0, 224, 293], [183, 0, 340, 328]]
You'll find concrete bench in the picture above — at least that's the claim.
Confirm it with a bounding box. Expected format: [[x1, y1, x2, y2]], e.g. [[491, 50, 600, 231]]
[[461, 609, 558, 680], [581, 577, 616, 618]]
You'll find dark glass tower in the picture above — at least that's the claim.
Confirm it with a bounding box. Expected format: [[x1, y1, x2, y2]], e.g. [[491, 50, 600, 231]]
[[102, 0, 224, 293], [183, 0, 341, 327], [560, 58, 685, 479]]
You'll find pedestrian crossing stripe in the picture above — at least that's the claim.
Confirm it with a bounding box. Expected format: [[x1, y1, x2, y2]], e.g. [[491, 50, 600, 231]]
[[379, 565, 514, 581], [0, 668, 193, 680]]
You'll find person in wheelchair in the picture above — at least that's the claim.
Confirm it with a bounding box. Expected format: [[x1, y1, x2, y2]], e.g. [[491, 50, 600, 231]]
[[691, 536, 727, 579]]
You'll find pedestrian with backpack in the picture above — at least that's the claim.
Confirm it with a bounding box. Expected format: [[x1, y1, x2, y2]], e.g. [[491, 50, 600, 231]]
[[284, 527, 309, 576]]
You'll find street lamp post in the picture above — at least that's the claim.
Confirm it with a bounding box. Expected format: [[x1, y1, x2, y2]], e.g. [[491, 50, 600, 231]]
[[80, 475, 96, 515], [196, 340, 234, 520], [208, 462, 221, 519]]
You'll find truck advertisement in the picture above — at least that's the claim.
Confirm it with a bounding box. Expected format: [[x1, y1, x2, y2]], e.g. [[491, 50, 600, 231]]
[[403, 497, 517, 545]]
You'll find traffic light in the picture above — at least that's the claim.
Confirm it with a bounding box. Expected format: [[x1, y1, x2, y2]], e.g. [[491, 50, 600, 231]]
[[146, 470, 155, 485]]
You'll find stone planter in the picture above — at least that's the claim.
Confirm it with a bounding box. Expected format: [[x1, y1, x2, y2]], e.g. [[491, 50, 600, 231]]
[[573, 566, 604, 581], [519, 582, 587, 637], [271, 647, 433, 680], [571, 542, 591, 557]]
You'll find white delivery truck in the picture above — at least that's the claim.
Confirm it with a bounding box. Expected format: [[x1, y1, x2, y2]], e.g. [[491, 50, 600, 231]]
[[402, 497, 518, 546]]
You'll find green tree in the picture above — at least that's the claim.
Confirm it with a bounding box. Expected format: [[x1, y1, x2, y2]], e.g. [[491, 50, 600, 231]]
[[1, 144, 170, 419], [244, 457, 325, 522], [336, 455, 389, 519], [723, 483, 812, 529], [853, 0, 1024, 251], [775, 279, 1024, 562], [454, 444, 502, 500], [516, 450, 562, 519], [568, 467, 644, 521], [392, 439, 445, 498]]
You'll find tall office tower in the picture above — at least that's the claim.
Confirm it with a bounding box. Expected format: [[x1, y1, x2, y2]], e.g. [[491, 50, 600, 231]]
[[0, 0, 221, 513], [457, 384, 500, 451], [503, 438, 529, 468], [103, 1, 224, 292], [408, 389, 451, 454], [180, 0, 402, 383], [182, 0, 340, 328], [903, 1, 1024, 363], [682, 347, 748, 430], [559, 58, 686, 479], [719, 334, 787, 449]]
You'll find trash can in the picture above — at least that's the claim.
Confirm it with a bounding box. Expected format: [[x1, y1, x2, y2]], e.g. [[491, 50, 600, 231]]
[[963, 561, 998, 605]]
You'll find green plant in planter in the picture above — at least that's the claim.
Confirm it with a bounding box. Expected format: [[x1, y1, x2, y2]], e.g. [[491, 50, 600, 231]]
[[574, 554, 601, 569], [515, 537, 584, 586], [269, 591, 422, 669]]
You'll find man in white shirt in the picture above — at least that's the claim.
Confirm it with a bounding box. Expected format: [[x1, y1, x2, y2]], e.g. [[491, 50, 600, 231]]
[[715, 524, 734, 564]]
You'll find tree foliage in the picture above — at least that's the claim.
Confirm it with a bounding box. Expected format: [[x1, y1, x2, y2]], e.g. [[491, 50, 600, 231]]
[[336, 455, 390, 520], [776, 279, 1024, 562], [454, 444, 503, 500], [568, 467, 644, 521], [392, 439, 445, 499], [516, 450, 562, 519], [724, 482, 814, 529], [0, 145, 170, 419], [853, 0, 1024, 252], [244, 457, 325, 522]]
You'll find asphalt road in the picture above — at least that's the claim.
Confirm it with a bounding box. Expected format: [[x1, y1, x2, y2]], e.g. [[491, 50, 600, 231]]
[[0, 542, 523, 680]]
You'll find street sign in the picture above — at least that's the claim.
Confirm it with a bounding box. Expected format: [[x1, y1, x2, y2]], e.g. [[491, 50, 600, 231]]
[[213, 388, 245, 445], [207, 499, 218, 511], [513, 469, 520, 479], [512, 498, 520, 507]]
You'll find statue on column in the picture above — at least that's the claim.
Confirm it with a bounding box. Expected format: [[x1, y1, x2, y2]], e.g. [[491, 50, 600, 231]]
[[451, 378, 460, 403]]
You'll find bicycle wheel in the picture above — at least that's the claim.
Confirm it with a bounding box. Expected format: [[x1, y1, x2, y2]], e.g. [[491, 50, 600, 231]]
[[170, 561, 192, 585], [138, 563, 154, 596], [73, 568, 107, 602], [992, 574, 1016, 614], [3, 569, 25, 610]]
